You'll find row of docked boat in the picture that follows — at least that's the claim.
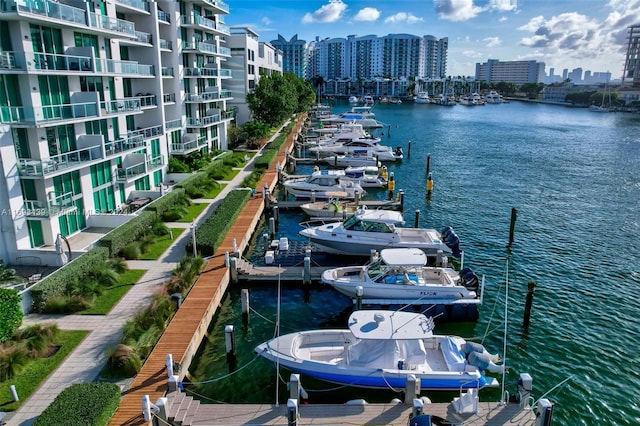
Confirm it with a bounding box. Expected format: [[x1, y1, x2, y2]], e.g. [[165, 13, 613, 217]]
[[415, 90, 505, 105], [254, 104, 505, 395]]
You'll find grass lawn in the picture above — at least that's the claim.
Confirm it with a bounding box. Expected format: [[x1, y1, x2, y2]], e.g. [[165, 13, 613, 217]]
[[177, 202, 208, 223], [0, 330, 89, 411], [203, 183, 226, 199], [138, 228, 185, 260], [218, 168, 241, 181], [78, 269, 146, 315]]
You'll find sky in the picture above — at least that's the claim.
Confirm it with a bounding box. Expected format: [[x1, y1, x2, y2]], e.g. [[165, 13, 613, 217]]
[[224, 0, 640, 78]]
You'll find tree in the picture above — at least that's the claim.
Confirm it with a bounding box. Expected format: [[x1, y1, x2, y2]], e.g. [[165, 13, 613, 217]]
[[247, 73, 296, 126]]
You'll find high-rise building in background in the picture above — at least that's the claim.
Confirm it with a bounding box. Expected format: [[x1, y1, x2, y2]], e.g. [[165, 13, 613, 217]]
[[475, 59, 545, 85], [306, 33, 448, 97], [623, 24, 640, 88], [270, 34, 307, 78], [0, 0, 234, 263], [226, 27, 282, 124]]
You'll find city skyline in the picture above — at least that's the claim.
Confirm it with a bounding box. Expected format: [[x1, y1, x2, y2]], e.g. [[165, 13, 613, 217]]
[[225, 0, 640, 77]]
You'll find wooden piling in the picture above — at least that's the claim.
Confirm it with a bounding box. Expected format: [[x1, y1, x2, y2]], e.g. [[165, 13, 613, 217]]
[[407, 141, 411, 158], [414, 210, 420, 228], [426, 154, 431, 176], [241, 288, 250, 324], [507, 207, 518, 248], [523, 281, 536, 328]]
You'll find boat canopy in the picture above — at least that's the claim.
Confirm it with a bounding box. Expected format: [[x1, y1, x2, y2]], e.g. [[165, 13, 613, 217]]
[[380, 248, 427, 267], [348, 310, 435, 340], [353, 209, 405, 225]]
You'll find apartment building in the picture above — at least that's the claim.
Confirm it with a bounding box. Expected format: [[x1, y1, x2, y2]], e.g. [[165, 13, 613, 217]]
[[225, 26, 282, 125], [0, 0, 233, 264], [475, 59, 545, 85], [270, 34, 306, 78]]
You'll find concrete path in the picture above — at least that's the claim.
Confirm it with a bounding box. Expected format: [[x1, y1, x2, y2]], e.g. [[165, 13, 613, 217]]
[[2, 129, 284, 425]]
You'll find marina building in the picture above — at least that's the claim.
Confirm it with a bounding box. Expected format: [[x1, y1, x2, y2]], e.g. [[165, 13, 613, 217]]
[[226, 27, 282, 125], [622, 24, 640, 88], [475, 59, 545, 85], [0, 0, 234, 263]]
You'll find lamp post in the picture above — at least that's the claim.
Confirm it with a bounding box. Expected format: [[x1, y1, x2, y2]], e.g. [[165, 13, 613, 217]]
[[191, 222, 197, 256]]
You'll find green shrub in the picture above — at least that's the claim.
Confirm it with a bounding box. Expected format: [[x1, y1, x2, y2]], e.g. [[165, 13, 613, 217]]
[[30, 247, 110, 312], [0, 345, 29, 381], [185, 189, 251, 256], [98, 210, 156, 256], [241, 169, 265, 190], [42, 295, 92, 314], [168, 156, 190, 173], [161, 208, 185, 221], [106, 344, 142, 377], [120, 242, 141, 260], [34, 382, 121, 426], [146, 188, 187, 218], [0, 289, 22, 342]]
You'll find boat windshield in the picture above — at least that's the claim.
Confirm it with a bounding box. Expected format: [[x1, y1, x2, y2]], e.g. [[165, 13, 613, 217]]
[[343, 216, 393, 232]]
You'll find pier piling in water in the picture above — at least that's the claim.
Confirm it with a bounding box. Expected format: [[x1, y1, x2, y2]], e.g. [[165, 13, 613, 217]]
[[388, 172, 395, 199], [269, 217, 276, 239], [405, 375, 420, 404], [426, 154, 431, 176], [303, 255, 311, 285], [407, 141, 412, 158], [355, 285, 364, 310], [289, 374, 301, 401], [426, 173, 433, 199], [225, 325, 236, 367], [507, 207, 518, 248], [229, 257, 238, 284], [414, 210, 420, 228], [241, 289, 250, 324], [523, 281, 536, 328]]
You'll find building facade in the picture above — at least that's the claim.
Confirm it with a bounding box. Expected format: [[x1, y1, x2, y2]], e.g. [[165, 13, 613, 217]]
[[475, 59, 545, 85], [270, 34, 306, 78], [623, 24, 640, 88], [0, 0, 234, 263], [225, 27, 282, 125]]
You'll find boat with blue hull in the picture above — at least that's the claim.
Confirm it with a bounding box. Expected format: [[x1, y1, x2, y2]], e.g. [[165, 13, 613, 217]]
[[255, 310, 503, 391]]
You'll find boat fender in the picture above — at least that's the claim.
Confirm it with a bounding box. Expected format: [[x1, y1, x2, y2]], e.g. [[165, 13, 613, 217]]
[[461, 341, 486, 355]]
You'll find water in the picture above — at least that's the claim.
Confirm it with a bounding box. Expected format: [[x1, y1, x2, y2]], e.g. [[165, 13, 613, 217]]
[[188, 101, 640, 425]]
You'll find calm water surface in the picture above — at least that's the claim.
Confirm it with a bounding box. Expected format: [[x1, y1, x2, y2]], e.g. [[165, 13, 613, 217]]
[[188, 101, 640, 425]]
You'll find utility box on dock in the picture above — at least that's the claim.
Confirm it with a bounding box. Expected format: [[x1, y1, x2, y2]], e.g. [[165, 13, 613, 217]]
[[265, 251, 275, 264]]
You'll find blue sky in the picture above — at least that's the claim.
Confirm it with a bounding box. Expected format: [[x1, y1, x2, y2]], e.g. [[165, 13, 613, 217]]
[[225, 0, 639, 77]]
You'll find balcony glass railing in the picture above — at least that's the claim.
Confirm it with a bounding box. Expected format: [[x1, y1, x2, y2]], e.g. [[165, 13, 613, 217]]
[[115, 162, 146, 181], [181, 42, 230, 56], [184, 67, 232, 77], [101, 98, 141, 114], [157, 10, 170, 23], [186, 114, 221, 127], [1, 101, 102, 124], [32, 52, 92, 71], [105, 134, 146, 156], [200, 0, 229, 13], [147, 155, 164, 169], [171, 135, 208, 153], [22, 200, 51, 217], [185, 90, 233, 102], [181, 15, 228, 33], [159, 39, 172, 50], [161, 67, 174, 77], [133, 30, 152, 44], [88, 12, 136, 36], [129, 125, 163, 139], [22, 191, 74, 217], [165, 118, 182, 129], [163, 93, 176, 103], [114, 0, 149, 12], [94, 57, 154, 76], [138, 94, 157, 107], [18, 146, 103, 176], [8, 0, 86, 25], [0, 51, 21, 70]]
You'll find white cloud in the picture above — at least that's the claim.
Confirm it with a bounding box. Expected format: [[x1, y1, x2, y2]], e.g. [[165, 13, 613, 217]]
[[489, 0, 517, 12], [462, 49, 485, 59], [384, 12, 424, 24], [483, 36, 502, 48], [354, 7, 380, 22], [433, 0, 484, 21], [302, 0, 347, 24], [262, 16, 272, 26]]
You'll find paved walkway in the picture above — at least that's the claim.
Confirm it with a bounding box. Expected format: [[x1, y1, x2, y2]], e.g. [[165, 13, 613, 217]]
[[3, 131, 283, 425]]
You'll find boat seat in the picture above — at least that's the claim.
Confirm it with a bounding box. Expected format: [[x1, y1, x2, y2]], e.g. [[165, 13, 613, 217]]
[[452, 388, 479, 414]]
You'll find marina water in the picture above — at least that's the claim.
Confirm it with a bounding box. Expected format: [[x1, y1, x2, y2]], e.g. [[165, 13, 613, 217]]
[[188, 101, 640, 425]]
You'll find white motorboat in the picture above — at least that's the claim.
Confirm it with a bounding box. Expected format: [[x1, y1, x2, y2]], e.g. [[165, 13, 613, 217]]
[[310, 138, 403, 162], [363, 95, 375, 105], [348, 95, 359, 104], [415, 92, 431, 104], [322, 248, 482, 305], [484, 90, 504, 104], [283, 169, 365, 199], [321, 106, 384, 129], [341, 165, 388, 188], [299, 209, 460, 256], [299, 199, 361, 219], [255, 309, 503, 390], [322, 151, 381, 168]]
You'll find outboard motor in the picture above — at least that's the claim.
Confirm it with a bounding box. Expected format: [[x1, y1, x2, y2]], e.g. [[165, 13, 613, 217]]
[[394, 146, 403, 158], [458, 267, 479, 292], [440, 226, 454, 242]]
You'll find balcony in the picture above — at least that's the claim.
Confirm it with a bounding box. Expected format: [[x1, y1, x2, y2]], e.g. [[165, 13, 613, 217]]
[[0, 51, 24, 71], [30, 52, 92, 72], [147, 155, 164, 171], [18, 145, 104, 177], [130, 30, 152, 44], [157, 10, 170, 24], [1, 100, 101, 126], [161, 67, 174, 77], [114, 0, 150, 13], [183, 0, 229, 14], [171, 134, 208, 155], [94, 58, 154, 76], [163, 93, 176, 103], [105, 134, 146, 157], [184, 67, 232, 78], [185, 90, 232, 103], [180, 15, 229, 35], [129, 124, 163, 139], [137, 94, 157, 108], [165, 118, 182, 130], [4, 1, 86, 26], [88, 12, 136, 37], [159, 39, 173, 51], [181, 42, 230, 56], [114, 154, 164, 182], [22, 191, 75, 217], [101, 98, 141, 115]]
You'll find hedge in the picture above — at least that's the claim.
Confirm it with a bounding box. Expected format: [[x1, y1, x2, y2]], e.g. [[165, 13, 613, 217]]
[[34, 382, 120, 426], [30, 247, 110, 312], [145, 187, 186, 217], [0, 288, 22, 342], [98, 210, 157, 256], [185, 189, 251, 256]]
